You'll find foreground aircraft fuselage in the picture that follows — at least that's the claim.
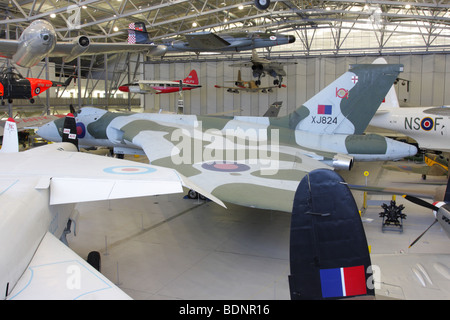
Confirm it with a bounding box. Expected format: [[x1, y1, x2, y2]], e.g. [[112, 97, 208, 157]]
[[38, 63, 417, 212]]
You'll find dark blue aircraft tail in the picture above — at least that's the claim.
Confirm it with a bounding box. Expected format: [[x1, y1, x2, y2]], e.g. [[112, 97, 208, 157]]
[[128, 22, 150, 44], [289, 169, 375, 299], [62, 113, 78, 150]]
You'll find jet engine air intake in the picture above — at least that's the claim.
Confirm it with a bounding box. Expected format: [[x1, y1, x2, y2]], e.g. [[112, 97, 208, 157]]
[[332, 154, 354, 171], [63, 36, 90, 62]]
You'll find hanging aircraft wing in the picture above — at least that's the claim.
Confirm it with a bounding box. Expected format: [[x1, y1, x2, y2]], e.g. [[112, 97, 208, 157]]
[[137, 83, 161, 94], [183, 32, 231, 50], [0, 39, 18, 59], [50, 42, 167, 61], [7, 232, 131, 300]]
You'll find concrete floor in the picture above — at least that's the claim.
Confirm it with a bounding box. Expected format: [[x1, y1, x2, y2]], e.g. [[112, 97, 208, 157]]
[[67, 157, 450, 300]]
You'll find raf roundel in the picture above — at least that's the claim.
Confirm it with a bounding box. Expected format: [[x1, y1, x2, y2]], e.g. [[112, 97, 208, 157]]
[[420, 117, 434, 131], [201, 162, 250, 172], [103, 166, 157, 175], [76, 122, 86, 139]]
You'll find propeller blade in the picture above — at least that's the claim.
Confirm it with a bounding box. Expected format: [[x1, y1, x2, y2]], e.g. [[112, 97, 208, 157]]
[[402, 195, 439, 211], [409, 219, 439, 248]]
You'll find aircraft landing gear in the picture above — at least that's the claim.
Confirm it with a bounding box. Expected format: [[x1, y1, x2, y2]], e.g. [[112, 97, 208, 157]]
[[187, 189, 206, 200]]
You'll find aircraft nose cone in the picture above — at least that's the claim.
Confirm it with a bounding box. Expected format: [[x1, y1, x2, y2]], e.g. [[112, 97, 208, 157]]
[[37, 121, 62, 142], [288, 35, 295, 44], [118, 85, 129, 92]]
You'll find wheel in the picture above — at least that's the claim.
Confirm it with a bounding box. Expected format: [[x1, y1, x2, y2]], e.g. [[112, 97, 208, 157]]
[[255, 0, 270, 10], [87, 251, 101, 271], [188, 189, 198, 199]]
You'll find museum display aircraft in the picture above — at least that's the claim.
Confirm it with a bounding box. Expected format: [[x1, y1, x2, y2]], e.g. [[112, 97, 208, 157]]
[[0, 116, 224, 300], [229, 49, 297, 87], [0, 67, 75, 104], [369, 73, 450, 152], [38, 62, 417, 213], [382, 152, 448, 179], [214, 70, 286, 93], [128, 21, 295, 54], [118, 70, 201, 94], [0, 19, 167, 68]]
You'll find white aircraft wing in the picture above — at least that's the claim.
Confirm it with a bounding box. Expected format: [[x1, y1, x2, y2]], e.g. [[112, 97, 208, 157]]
[[138, 83, 161, 94], [18, 143, 224, 207], [7, 232, 131, 300]]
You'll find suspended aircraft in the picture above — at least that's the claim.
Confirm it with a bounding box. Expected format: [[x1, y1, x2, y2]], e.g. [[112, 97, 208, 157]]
[[214, 70, 286, 93], [118, 70, 201, 94], [37, 62, 417, 213], [0, 116, 223, 300], [128, 21, 295, 54], [229, 49, 297, 87], [0, 67, 75, 104], [0, 19, 167, 68]]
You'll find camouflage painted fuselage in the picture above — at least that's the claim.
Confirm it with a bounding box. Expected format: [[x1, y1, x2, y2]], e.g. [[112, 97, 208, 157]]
[[38, 63, 417, 211]]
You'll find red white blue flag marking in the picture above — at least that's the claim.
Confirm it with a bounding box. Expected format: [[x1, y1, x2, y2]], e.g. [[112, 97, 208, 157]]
[[319, 265, 367, 298], [317, 105, 332, 115]]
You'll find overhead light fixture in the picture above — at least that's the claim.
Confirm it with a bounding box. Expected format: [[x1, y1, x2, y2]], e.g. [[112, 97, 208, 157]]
[[238, 5, 244, 10], [405, 4, 411, 9], [192, 22, 198, 27], [50, 13, 56, 18], [113, 26, 119, 32]]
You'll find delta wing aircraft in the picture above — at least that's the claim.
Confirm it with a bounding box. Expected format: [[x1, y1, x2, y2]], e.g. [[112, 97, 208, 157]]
[[118, 70, 201, 94], [229, 49, 297, 86], [128, 22, 295, 54], [369, 77, 450, 152], [0, 116, 223, 300], [38, 63, 417, 213], [214, 70, 286, 93], [0, 19, 167, 68]]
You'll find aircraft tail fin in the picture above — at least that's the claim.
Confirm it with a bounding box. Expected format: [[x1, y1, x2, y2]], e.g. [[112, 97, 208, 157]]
[[283, 62, 403, 135], [183, 70, 199, 85], [237, 70, 242, 83], [128, 22, 150, 44], [62, 113, 78, 150], [0, 118, 19, 153], [289, 169, 374, 300], [373, 58, 400, 109]]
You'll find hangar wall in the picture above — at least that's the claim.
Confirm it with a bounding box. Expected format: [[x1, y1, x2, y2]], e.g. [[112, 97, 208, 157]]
[[140, 54, 450, 117]]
